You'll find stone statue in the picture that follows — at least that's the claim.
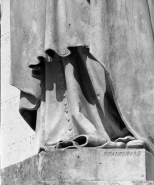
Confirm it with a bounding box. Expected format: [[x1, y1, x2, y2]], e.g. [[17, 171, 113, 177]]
[[10, 0, 154, 154]]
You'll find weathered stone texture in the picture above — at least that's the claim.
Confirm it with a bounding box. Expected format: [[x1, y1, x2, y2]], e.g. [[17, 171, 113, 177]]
[[1, 149, 154, 184]]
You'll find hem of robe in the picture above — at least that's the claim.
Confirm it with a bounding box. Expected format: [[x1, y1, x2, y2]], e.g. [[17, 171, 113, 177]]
[[10, 44, 154, 155]]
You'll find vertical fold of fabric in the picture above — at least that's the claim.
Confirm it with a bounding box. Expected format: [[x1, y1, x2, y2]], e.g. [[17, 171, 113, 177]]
[[89, 0, 154, 152]]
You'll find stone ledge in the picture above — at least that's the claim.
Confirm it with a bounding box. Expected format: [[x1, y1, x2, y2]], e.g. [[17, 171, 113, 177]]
[[2, 180, 154, 185], [1, 149, 154, 184], [26, 181, 154, 185]]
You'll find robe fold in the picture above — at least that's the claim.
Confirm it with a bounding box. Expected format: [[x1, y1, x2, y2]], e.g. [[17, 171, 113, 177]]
[[10, 0, 154, 153]]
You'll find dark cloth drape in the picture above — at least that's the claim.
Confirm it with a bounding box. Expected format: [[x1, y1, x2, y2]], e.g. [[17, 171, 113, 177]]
[[11, 0, 154, 153]]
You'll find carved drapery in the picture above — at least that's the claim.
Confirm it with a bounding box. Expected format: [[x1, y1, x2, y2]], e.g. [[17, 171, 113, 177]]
[[11, 0, 154, 153]]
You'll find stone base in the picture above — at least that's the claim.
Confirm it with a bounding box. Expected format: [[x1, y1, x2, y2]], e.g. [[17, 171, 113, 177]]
[[3, 181, 154, 185], [1, 149, 154, 185]]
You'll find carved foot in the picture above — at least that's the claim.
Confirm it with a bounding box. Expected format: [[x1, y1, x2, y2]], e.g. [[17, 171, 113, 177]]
[[98, 136, 147, 149], [126, 140, 146, 149], [98, 141, 126, 149]]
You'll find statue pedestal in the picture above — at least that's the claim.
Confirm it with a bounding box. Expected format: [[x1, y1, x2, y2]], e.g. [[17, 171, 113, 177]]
[[1, 149, 154, 184]]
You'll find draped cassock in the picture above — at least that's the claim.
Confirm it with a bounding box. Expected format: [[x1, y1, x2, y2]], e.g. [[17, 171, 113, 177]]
[[10, 0, 154, 154]]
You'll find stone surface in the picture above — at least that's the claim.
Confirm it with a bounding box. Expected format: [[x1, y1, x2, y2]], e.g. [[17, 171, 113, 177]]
[[2, 180, 154, 185], [1, 149, 154, 184], [1, 0, 37, 168], [10, 0, 154, 155]]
